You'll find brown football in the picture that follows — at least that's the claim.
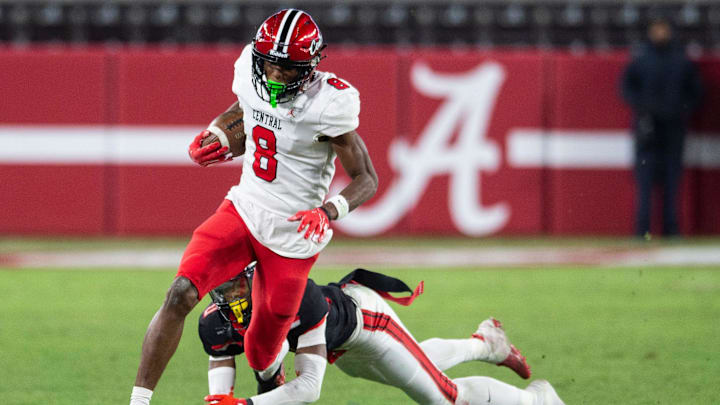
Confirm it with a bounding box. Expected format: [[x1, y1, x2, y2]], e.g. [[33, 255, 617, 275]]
[[202, 108, 246, 157]]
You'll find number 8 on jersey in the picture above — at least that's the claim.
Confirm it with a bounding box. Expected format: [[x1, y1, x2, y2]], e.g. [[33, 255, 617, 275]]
[[252, 126, 278, 182]]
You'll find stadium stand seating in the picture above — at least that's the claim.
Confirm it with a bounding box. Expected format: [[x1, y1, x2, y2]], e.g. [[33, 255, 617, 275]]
[[0, 1, 717, 50]]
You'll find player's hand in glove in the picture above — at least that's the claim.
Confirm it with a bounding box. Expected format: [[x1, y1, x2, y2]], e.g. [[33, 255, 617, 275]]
[[288, 207, 330, 242], [204, 394, 253, 405], [189, 130, 232, 166]]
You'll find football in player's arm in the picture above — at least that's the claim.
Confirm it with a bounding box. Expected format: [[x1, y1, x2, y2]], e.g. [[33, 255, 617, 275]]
[[198, 265, 565, 405], [190, 99, 377, 234]]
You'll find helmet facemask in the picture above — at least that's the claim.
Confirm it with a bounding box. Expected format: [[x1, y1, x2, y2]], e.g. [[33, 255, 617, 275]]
[[209, 264, 255, 326], [251, 47, 323, 108], [250, 9, 326, 108]]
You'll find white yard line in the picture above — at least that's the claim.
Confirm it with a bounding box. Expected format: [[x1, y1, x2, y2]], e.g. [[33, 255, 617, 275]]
[[2, 245, 720, 269]]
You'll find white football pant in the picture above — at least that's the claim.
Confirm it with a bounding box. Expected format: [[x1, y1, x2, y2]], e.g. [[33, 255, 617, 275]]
[[335, 283, 537, 405]]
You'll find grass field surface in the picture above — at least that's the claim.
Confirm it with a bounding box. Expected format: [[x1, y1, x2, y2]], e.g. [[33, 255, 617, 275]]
[[3, 235, 720, 253], [2, 260, 719, 404]]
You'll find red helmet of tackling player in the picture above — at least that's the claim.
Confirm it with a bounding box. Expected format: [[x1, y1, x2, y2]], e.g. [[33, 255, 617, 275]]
[[252, 9, 326, 107]]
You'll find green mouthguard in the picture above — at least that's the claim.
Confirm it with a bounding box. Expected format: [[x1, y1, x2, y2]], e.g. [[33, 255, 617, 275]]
[[265, 80, 286, 108]]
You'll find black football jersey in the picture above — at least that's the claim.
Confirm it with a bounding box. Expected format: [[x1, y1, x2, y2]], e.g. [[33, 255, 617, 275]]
[[198, 279, 357, 357]]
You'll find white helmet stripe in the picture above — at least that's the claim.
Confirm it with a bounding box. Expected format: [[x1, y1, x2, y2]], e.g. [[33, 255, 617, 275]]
[[281, 10, 304, 54], [273, 9, 297, 52]]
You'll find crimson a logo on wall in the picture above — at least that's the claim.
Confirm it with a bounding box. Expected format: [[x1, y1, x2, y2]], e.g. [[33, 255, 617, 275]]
[[332, 60, 720, 237], [335, 61, 510, 236]]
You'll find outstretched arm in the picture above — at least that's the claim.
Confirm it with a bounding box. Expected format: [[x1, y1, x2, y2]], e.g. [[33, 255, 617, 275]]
[[287, 130, 377, 241], [246, 344, 328, 405], [247, 315, 328, 405], [322, 130, 378, 219], [208, 356, 237, 396]]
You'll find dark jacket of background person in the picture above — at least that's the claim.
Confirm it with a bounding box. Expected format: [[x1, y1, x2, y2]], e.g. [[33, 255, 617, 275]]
[[622, 42, 702, 121], [620, 39, 703, 237]]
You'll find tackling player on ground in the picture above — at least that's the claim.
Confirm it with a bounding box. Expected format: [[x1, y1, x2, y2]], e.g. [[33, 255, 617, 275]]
[[198, 264, 565, 405], [130, 9, 378, 405]]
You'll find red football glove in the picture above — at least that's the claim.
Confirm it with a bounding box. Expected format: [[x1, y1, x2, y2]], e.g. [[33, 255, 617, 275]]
[[288, 207, 330, 242], [189, 130, 232, 166], [204, 394, 252, 405]]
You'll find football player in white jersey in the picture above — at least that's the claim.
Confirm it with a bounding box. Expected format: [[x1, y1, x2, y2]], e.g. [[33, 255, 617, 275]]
[[130, 9, 378, 405], [197, 264, 565, 405]]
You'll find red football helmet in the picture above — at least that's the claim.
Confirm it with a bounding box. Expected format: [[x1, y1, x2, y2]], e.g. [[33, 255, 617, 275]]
[[252, 9, 325, 107]]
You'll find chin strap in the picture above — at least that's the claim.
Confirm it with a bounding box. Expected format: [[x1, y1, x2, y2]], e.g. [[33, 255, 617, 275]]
[[265, 80, 286, 108]]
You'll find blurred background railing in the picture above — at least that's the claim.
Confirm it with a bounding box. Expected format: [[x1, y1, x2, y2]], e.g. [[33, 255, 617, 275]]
[[0, 1, 718, 51]]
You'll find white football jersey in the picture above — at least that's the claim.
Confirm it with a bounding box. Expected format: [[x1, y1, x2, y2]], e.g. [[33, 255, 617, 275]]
[[226, 44, 360, 258]]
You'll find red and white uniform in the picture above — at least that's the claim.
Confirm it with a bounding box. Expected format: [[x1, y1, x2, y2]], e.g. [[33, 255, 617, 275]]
[[334, 283, 460, 404], [179, 41, 360, 371], [228, 44, 360, 258]]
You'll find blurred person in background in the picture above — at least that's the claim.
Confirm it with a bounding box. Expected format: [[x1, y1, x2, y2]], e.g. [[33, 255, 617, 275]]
[[130, 8, 377, 405], [621, 17, 703, 238], [197, 264, 565, 405]]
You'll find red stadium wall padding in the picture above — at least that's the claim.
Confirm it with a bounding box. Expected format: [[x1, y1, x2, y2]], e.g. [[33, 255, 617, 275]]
[[0, 47, 109, 124], [694, 60, 720, 132], [0, 48, 110, 234], [550, 53, 632, 129], [697, 171, 720, 234], [115, 47, 243, 125], [112, 165, 240, 234], [692, 60, 720, 234], [113, 47, 245, 233], [548, 54, 637, 235], [0, 165, 107, 234], [1, 46, 719, 236]]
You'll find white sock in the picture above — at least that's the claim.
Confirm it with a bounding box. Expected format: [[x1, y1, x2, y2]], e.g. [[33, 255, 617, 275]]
[[420, 337, 489, 371], [208, 366, 236, 395], [129, 386, 153, 405], [454, 376, 535, 405]]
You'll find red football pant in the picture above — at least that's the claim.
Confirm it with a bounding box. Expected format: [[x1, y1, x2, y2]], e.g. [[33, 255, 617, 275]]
[[177, 199, 318, 370]]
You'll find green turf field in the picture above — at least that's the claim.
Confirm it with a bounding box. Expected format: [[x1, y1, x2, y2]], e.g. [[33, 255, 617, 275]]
[[2, 264, 719, 405]]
